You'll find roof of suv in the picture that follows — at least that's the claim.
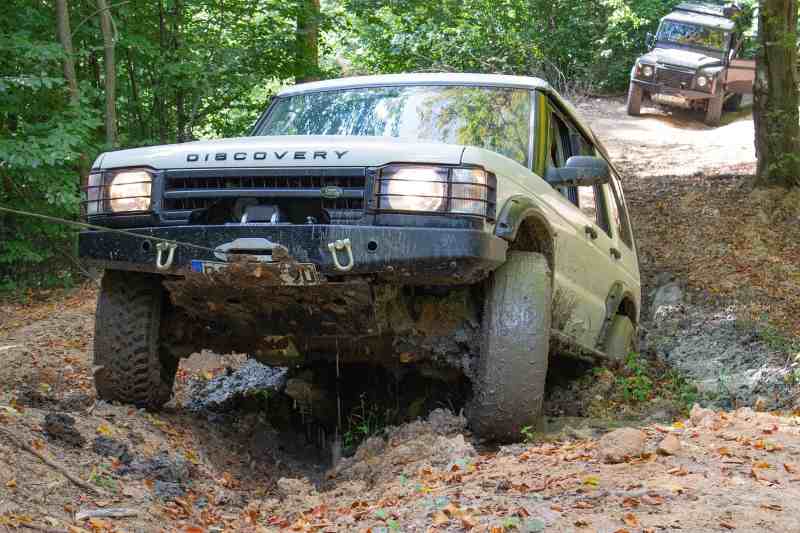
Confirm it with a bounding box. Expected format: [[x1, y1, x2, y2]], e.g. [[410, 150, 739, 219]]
[[663, 10, 735, 31], [278, 73, 552, 97]]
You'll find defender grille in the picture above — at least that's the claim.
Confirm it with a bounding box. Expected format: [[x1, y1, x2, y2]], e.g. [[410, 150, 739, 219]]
[[161, 167, 366, 223], [655, 66, 695, 89]]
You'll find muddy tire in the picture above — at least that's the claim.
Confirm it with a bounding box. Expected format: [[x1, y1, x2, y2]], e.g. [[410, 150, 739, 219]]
[[705, 95, 723, 126], [468, 252, 551, 442], [723, 93, 742, 112], [627, 83, 643, 116], [604, 315, 636, 361], [93, 270, 177, 409]]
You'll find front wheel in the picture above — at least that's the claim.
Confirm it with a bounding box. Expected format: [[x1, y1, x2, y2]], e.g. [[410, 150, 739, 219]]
[[705, 95, 723, 126], [627, 83, 643, 116], [467, 252, 552, 442], [93, 270, 178, 409]]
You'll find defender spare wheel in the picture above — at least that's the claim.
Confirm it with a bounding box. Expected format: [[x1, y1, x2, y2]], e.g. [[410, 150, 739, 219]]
[[626, 83, 643, 117], [93, 270, 178, 409], [604, 314, 636, 361], [468, 251, 551, 442]]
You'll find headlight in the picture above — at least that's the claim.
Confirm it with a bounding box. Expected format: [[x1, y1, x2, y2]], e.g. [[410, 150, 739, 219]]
[[378, 166, 447, 212], [642, 65, 654, 78], [375, 164, 496, 218], [83, 168, 153, 216], [696, 76, 708, 88], [109, 170, 153, 212]]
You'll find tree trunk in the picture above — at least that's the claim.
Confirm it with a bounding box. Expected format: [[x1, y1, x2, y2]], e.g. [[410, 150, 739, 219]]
[[97, 0, 117, 147], [55, 0, 79, 106], [295, 0, 320, 83], [753, 0, 800, 188], [174, 0, 187, 142], [156, 0, 168, 144]]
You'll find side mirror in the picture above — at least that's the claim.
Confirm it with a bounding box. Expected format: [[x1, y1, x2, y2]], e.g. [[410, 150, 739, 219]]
[[545, 156, 610, 188], [645, 32, 656, 49]]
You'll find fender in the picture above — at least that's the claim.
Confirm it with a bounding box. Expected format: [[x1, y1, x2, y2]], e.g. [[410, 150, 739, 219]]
[[494, 195, 554, 242]]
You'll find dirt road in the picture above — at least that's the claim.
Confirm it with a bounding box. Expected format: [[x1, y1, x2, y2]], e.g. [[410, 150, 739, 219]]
[[4, 100, 800, 532], [579, 97, 756, 177]]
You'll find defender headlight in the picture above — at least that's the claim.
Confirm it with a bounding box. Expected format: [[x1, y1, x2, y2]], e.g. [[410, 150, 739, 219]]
[[642, 65, 654, 78], [376, 164, 496, 219], [696, 76, 709, 88], [109, 170, 152, 212]]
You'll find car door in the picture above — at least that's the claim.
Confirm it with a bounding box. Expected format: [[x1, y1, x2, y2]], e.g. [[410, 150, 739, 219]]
[[541, 103, 615, 346], [725, 34, 755, 94]]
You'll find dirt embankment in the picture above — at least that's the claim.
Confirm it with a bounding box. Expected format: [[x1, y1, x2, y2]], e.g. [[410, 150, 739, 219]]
[[3, 99, 800, 532]]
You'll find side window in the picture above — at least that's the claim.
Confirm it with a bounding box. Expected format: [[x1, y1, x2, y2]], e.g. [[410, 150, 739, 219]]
[[547, 111, 577, 205], [567, 123, 610, 236], [608, 172, 634, 248]]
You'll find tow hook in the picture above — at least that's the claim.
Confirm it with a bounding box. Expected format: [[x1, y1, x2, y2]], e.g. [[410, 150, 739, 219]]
[[327, 238, 354, 272], [155, 242, 177, 270]]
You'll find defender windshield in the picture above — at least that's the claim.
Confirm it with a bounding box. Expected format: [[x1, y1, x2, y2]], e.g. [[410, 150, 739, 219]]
[[657, 20, 728, 50], [256, 85, 533, 167]]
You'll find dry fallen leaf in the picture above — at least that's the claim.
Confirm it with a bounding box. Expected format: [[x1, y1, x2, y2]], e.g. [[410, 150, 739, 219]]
[[431, 511, 449, 526], [641, 494, 665, 506], [5, 479, 16, 489], [784, 463, 798, 473], [720, 521, 736, 530], [761, 503, 783, 511], [622, 513, 639, 527]]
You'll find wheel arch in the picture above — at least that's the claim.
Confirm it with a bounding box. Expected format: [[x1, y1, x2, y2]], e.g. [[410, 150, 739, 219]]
[[495, 195, 555, 273]]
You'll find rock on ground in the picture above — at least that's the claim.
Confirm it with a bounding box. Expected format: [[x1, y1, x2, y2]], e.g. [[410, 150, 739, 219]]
[[597, 427, 647, 464], [657, 434, 681, 456]]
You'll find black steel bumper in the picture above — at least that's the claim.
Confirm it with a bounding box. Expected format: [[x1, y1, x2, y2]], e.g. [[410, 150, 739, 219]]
[[78, 224, 508, 284], [631, 79, 713, 100]]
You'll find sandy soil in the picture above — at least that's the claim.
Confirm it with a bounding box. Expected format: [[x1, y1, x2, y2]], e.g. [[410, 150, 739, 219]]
[[578, 97, 756, 177]]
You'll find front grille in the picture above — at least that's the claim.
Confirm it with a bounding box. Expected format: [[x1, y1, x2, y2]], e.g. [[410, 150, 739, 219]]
[[655, 66, 695, 89], [161, 167, 367, 223]]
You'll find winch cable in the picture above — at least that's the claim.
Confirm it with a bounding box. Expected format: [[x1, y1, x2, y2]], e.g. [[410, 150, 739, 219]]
[[0, 204, 218, 255]]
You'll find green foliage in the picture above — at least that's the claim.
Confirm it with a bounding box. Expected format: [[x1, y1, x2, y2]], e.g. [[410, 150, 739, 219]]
[[616, 352, 654, 402], [342, 393, 395, 452], [335, 0, 680, 92]]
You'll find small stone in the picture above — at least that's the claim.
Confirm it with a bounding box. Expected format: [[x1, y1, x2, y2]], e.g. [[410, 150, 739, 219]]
[[658, 434, 681, 456], [689, 404, 715, 426], [43, 413, 85, 447], [276, 477, 316, 498], [92, 436, 133, 464], [754, 397, 769, 412], [153, 480, 185, 501], [598, 428, 647, 464]]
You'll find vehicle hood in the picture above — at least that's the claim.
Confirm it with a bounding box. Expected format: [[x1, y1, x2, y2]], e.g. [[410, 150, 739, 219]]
[[641, 47, 723, 70], [95, 136, 466, 170]]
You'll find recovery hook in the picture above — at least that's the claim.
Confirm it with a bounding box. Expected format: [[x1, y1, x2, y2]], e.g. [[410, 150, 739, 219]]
[[155, 242, 177, 270], [327, 238, 354, 272]]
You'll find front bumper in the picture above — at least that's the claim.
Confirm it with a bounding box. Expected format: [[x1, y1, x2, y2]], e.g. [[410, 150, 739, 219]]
[[78, 224, 508, 284], [631, 79, 713, 100]]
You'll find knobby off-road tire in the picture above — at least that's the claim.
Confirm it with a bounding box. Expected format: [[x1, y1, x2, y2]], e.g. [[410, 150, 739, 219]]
[[604, 315, 636, 361], [627, 83, 643, 117], [705, 95, 724, 126], [468, 252, 552, 442], [93, 270, 178, 409], [723, 93, 743, 112]]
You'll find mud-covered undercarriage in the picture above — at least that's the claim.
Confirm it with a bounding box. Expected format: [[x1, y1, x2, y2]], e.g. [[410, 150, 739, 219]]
[[161, 265, 484, 381]]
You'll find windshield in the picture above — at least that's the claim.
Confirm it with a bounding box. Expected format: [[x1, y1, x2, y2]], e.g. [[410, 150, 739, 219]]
[[657, 20, 728, 50], [256, 85, 533, 167]]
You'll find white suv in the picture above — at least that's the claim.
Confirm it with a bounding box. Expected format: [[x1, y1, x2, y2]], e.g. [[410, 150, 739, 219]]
[[81, 73, 641, 441]]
